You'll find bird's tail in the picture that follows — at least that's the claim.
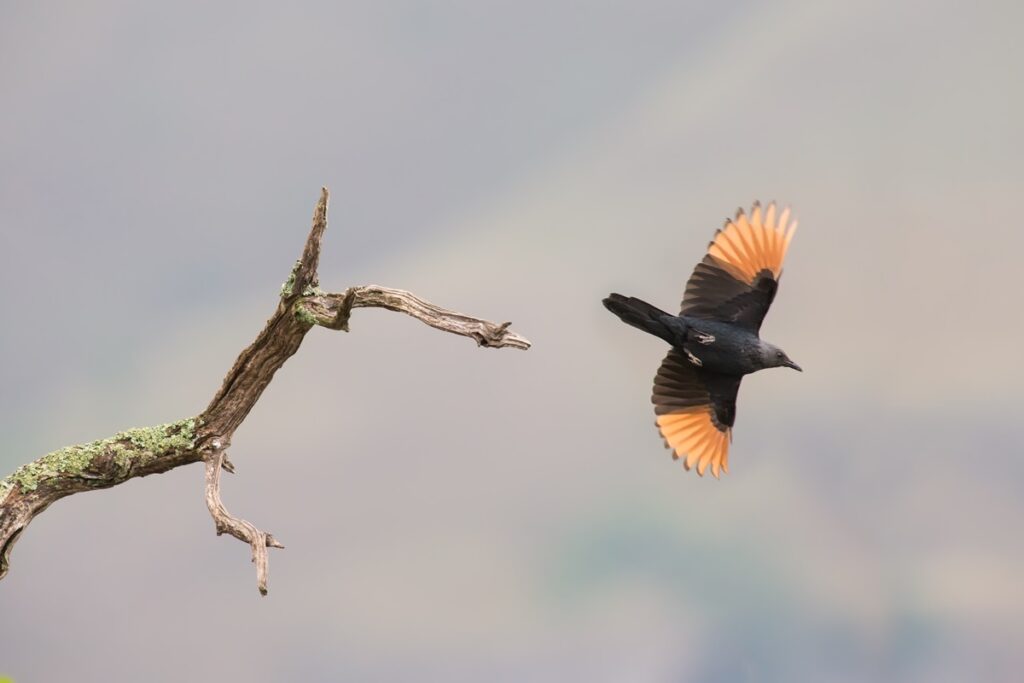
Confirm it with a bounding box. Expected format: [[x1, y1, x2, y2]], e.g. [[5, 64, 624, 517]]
[[603, 293, 674, 341]]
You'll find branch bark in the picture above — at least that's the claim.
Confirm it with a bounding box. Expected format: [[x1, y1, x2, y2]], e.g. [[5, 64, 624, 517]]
[[0, 188, 530, 594]]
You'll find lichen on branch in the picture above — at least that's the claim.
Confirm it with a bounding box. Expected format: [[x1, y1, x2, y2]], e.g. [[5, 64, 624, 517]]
[[3, 419, 198, 495]]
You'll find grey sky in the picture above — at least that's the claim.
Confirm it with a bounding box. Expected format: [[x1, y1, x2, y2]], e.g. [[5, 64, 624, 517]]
[[2, 2, 1023, 681]]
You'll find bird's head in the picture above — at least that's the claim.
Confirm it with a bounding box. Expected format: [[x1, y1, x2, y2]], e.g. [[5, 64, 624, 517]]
[[761, 342, 802, 372]]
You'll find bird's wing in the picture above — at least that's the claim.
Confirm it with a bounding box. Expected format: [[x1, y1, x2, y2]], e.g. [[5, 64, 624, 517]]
[[680, 202, 796, 333], [652, 348, 741, 478]]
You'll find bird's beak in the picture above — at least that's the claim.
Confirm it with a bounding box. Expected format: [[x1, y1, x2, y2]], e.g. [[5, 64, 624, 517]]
[[785, 359, 803, 372]]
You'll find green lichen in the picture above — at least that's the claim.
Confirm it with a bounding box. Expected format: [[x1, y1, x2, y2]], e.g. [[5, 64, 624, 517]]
[[3, 418, 198, 494], [293, 302, 318, 327], [121, 419, 197, 453], [280, 260, 324, 299], [280, 260, 301, 297]]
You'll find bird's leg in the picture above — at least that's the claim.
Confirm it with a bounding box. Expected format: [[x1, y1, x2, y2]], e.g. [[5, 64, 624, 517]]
[[684, 349, 703, 367], [693, 331, 715, 345]]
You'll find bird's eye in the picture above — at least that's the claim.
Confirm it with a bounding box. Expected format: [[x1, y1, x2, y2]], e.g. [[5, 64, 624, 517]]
[[776, 351, 784, 358]]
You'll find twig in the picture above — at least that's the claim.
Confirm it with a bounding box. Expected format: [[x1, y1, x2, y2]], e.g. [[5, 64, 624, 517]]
[[204, 447, 283, 596], [297, 286, 531, 349]]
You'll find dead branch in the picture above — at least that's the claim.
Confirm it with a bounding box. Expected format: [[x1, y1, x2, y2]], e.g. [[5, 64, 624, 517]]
[[0, 188, 530, 594]]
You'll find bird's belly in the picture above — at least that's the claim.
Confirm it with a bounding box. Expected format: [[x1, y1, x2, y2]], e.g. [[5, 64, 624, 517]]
[[679, 322, 756, 374], [682, 342, 747, 373]]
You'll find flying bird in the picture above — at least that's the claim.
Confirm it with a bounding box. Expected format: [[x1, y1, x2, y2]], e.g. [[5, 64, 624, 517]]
[[603, 202, 800, 478]]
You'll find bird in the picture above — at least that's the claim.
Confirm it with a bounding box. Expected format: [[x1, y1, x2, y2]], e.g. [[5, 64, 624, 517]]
[[603, 201, 801, 478]]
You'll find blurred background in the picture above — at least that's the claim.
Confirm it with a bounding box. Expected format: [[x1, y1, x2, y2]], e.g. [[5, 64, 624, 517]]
[[1, 1, 1022, 681]]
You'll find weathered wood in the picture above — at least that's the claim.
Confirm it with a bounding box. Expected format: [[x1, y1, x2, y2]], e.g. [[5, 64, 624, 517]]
[[0, 187, 530, 593]]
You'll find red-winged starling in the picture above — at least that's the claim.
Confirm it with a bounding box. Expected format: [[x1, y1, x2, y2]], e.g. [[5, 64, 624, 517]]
[[603, 202, 801, 478]]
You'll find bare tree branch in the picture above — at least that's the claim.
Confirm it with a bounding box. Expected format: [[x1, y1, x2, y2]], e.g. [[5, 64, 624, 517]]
[[297, 286, 532, 350], [0, 187, 530, 593], [204, 447, 283, 596]]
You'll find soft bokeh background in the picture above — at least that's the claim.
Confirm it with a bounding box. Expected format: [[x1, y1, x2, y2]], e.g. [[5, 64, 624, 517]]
[[2, 1, 1022, 681]]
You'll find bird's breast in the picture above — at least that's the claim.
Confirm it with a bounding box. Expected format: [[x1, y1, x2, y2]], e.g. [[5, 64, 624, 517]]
[[679, 319, 760, 375]]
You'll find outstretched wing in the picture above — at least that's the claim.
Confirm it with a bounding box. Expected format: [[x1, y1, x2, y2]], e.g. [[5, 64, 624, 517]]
[[680, 201, 796, 333], [652, 348, 741, 478]]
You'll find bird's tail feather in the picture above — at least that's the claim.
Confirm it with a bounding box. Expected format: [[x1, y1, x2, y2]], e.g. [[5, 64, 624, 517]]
[[603, 293, 675, 341]]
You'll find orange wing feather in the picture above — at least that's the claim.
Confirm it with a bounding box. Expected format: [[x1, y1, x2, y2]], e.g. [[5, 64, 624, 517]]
[[706, 201, 796, 283], [656, 409, 731, 479]]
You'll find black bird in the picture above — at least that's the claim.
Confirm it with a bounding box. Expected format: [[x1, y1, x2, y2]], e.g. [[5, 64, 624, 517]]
[[604, 202, 801, 478]]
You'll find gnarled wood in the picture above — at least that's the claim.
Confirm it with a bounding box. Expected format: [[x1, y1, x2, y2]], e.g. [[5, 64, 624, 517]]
[[0, 187, 530, 593]]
